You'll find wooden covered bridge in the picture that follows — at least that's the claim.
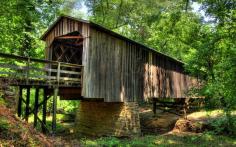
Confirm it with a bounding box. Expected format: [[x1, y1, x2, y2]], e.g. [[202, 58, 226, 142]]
[[0, 15, 199, 136]]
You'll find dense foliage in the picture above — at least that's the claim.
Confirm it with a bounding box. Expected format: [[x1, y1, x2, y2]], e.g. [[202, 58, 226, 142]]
[[0, 0, 235, 135]]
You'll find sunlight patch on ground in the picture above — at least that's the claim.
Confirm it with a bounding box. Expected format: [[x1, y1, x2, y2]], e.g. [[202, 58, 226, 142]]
[[187, 110, 235, 121]]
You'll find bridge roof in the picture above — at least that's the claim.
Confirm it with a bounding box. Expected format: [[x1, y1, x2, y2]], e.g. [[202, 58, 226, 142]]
[[40, 15, 185, 65]]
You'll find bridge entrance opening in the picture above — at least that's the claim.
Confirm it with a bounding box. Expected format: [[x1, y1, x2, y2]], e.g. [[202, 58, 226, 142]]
[[51, 31, 83, 65], [50, 31, 84, 100]]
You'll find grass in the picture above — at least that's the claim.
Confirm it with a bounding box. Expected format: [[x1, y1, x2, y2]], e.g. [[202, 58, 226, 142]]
[[80, 109, 236, 147], [80, 133, 236, 147], [0, 97, 5, 105], [27, 113, 73, 133]]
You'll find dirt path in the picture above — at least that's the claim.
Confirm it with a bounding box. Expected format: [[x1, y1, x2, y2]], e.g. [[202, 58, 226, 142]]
[[139, 106, 181, 135]]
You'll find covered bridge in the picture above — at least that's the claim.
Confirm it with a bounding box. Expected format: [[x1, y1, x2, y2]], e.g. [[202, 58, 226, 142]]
[[41, 15, 198, 102], [40, 15, 199, 136]]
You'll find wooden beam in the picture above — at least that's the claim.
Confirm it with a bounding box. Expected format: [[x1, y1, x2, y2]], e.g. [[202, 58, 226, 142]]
[[27, 95, 51, 115], [52, 87, 58, 134], [0, 52, 83, 67], [17, 86, 23, 117], [157, 107, 183, 116], [56, 36, 83, 39], [37, 116, 50, 134], [34, 88, 39, 127], [25, 87, 30, 122], [42, 88, 47, 133]]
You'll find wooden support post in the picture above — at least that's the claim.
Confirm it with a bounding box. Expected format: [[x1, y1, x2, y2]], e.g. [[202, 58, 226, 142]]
[[17, 86, 23, 118], [183, 104, 186, 119], [26, 58, 30, 85], [42, 88, 47, 133], [183, 98, 189, 119], [25, 87, 30, 122], [153, 98, 157, 115], [34, 88, 39, 127], [52, 87, 58, 134]]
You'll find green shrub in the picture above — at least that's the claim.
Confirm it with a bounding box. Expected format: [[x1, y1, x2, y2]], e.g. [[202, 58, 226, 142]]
[[0, 97, 5, 105], [0, 117, 10, 132], [208, 115, 236, 136]]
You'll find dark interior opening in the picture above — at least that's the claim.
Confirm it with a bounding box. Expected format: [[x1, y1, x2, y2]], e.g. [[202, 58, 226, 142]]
[[51, 31, 83, 65]]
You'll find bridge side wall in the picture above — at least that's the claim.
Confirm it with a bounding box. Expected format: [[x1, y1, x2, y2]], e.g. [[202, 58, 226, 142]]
[[82, 26, 198, 102]]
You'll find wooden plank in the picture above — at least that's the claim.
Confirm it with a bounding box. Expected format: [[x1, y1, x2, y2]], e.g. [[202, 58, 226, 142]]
[[99, 31, 104, 99], [116, 39, 122, 101], [104, 32, 109, 100], [97, 31, 101, 98], [25, 87, 30, 122], [52, 87, 58, 134], [57, 62, 61, 86], [34, 88, 39, 127], [110, 36, 114, 101], [0, 52, 83, 67], [120, 39, 124, 101], [37, 116, 50, 134], [29, 67, 82, 75], [17, 86, 23, 117], [42, 88, 47, 133], [94, 29, 99, 99], [56, 36, 83, 39]]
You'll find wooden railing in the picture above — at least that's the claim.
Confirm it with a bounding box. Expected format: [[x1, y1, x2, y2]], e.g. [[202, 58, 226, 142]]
[[0, 52, 83, 87]]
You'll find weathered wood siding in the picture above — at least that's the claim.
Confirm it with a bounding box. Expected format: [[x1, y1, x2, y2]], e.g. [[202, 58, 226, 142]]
[[83, 26, 198, 102], [44, 17, 83, 60]]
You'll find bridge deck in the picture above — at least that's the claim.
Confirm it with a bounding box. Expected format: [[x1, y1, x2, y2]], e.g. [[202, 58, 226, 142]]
[[0, 52, 83, 88]]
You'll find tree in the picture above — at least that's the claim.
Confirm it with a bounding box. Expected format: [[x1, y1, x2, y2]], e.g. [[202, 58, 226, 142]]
[[186, 0, 236, 135], [85, 0, 200, 60], [0, 0, 63, 57]]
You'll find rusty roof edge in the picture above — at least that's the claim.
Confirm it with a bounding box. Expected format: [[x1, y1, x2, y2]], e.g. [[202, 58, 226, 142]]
[[40, 15, 185, 65]]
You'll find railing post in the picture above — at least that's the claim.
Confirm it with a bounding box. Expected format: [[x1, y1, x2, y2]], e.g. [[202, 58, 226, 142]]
[[26, 58, 30, 85], [52, 62, 60, 135], [25, 87, 30, 122], [17, 86, 23, 117], [48, 62, 52, 85], [42, 88, 47, 133], [81, 66, 84, 86], [34, 88, 39, 128], [57, 62, 61, 86], [52, 87, 58, 135]]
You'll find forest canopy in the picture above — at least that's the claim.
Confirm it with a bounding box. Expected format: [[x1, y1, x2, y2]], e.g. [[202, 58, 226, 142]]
[[0, 0, 235, 134]]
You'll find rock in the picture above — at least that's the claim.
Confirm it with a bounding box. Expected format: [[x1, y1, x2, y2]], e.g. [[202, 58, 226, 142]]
[[173, 118, 206, 133]]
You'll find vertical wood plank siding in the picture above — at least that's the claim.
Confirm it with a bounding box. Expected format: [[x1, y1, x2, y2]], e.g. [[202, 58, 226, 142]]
[[43, 17, 198, 102], [44, 17, 83, 59], [83, 27, 197, 102]]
